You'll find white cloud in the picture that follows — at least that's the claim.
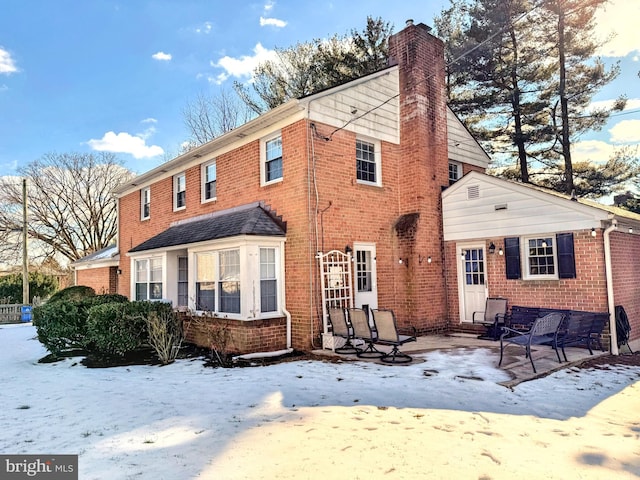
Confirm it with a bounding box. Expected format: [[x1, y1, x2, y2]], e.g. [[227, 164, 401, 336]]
[[260, 16, 287, 28], [87, 131, 164, 159], [212, 42, 277, 84], [141, 118, 158, 124], [572, 139, 616, 163], [594, 0, 640, 57], [589, 98, 640, 112], [263, 0, 275, 13], [0, 47, 18, 74], [152, 51, 172, 61], [609, 119, 640, 143], [195, 22, 213, 34]]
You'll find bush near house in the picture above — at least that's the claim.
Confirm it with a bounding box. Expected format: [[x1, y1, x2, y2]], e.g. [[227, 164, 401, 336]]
[[34, 295, 179, 362], [47, 285, 96, 303]]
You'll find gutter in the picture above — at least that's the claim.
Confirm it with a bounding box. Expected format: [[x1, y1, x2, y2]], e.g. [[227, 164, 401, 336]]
[[603, 220, 619, 355]]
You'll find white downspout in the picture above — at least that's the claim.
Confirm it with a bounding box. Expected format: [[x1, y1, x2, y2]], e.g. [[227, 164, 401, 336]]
[[603, 220, 619, 355]]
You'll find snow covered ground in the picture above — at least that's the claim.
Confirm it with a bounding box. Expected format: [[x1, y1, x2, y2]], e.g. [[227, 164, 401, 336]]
[[1, 323, 639, 479]]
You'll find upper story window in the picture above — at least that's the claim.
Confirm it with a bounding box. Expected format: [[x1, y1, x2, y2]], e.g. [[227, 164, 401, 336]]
[[174, 173, 186, 211], [135, 257, 163, 301], [141, 187, 150, 220], [356, 138, 381, 186], [202, 161, 217, 202], [449, 161, 462, 185], [261, 133, 283, 185]]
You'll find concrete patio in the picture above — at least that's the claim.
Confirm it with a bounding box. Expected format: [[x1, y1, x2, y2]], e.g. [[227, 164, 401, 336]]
[[313, 333, 608, 388]]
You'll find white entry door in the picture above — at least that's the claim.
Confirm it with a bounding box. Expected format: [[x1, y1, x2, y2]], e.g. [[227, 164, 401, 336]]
[[458, 246, 487, 322], [354, 243, 378, 317]]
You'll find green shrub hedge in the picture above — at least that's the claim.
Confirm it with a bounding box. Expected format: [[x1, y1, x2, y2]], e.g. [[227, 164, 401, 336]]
[[85, 302, 148, 355], [47, 285, 96, 303]]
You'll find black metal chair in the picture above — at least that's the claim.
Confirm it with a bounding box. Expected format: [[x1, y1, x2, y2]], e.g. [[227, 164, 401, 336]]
[[348, 308, 384, 359], [370, 309, 416, 364], [499, 312, 564, 373], [473, 298, 507, 340], [328, 307, 360, 354]]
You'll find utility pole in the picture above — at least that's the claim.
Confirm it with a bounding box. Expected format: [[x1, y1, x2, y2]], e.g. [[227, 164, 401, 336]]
[[22, 178, 28, 305]]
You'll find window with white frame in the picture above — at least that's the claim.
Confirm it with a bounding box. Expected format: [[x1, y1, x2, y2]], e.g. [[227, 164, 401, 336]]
[[524, 236, 557, 279], [177, 256, 188, 308], [191, 243, 282, 317], [195, 252, 215, 311], [135, 258, 163, 300], [260, 247, 277, 312], [174, 173, 186, 210], [448, 161, 462, 185], [202, 161, 217, 202], [356, 138, 381, 185], [219, 249, 240, 314], [261, 133, 283, 185], [141, 187, 150, 220]]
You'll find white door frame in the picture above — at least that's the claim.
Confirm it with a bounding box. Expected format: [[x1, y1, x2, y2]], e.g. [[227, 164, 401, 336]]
[[456, 243, 488, 323], [353, 242, 378, 316]]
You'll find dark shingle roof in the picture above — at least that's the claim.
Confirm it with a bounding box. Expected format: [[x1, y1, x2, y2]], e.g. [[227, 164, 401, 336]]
[[129, 205, 286, 253]]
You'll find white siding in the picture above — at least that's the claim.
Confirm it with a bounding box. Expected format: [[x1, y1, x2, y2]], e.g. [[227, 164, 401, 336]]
[[447, 109, 490, 168], [306, 69, 400, 144], [442, 172, 608, 241]]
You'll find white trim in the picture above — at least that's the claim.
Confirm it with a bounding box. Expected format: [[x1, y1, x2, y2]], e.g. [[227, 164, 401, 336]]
[[355, 136, 382, 187], [521, 234, 559, 281], [140, 186, 151, 220], [200, 160, 217, 204], [260, 131, 283, 186], [131, 254, 166, 301], [173, 172, 186, 211]]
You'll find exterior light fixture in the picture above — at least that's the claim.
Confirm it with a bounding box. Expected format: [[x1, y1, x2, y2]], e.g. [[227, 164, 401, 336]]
[[345, 245, 352, 254], [591, 228, 596, 237], [427, 256, 432, 263], [488, 242, 496, 254], [498, 247, 504, 256]]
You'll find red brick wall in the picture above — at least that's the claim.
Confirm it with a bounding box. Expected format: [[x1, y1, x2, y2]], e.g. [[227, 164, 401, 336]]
[[76, 266, 118, 294], [609, 230, 640, 344], [445, 230, 609, 330]]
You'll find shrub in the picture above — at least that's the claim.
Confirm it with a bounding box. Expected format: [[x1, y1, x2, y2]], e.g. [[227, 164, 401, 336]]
[[86, 302, 148, 356], [33, 300, 87, 355], [145, 308, 184, 365], [0, 272, 59, 304], [48, 285, 95, 303]]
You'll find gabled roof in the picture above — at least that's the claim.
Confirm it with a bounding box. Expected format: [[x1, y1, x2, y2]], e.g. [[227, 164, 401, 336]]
[[128, 203, 286, 254], [71, 244, 119, 267]]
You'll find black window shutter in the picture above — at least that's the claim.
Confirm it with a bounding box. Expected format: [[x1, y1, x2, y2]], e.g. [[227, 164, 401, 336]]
[[557, 232, 576, 279], [504, 237, 521, 279]]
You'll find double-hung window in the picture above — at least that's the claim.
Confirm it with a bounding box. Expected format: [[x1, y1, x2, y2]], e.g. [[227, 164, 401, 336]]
[[202, 161, 217, 202], [177, 256, 188, 308], [260, 248, 277, 312], [174, 173, 186, 210], [525, 236, 556, 279], [449, 161, 462, 185], [356, 138, 381, 186], [141, 187, 150, 220], [135, 258, 163, 300], [219, 250, 241, 314], [195, 252, 216, 311], [261, 133, 283, 185]]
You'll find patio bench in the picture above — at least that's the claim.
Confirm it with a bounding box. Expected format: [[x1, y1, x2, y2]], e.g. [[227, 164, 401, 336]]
[[504, 306, 541, 332], [556, 311, 609, 361]]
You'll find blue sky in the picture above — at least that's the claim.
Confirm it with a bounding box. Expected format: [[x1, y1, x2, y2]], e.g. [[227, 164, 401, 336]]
[[0, 0, 638, 176]]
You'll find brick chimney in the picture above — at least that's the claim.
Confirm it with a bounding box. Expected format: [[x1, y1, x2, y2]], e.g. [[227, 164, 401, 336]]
[[388, 21, 449, 333]]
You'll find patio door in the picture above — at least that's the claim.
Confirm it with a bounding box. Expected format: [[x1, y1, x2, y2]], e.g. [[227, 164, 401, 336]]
[[458, 245, 487, 322], [354, 243, 377, 317]]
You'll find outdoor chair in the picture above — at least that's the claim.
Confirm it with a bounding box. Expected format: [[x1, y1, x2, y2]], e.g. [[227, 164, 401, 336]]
[[370, 309, 416, 364], [328, 307, 360, 354], [473, 297, 508, 340], [557, 312, 596, 361], [499, 312, 564, 373], [348, 308, 384, 359], [615, 305, 634, 354]]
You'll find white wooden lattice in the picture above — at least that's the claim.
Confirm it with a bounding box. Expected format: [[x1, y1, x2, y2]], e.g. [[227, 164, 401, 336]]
[[317, 250, 353, 335]]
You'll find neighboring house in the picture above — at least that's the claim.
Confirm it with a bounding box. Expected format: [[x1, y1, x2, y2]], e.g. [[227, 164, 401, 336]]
[[71, 245, 119, 294], [104, 20, 489, 354], [442, 171, 640, 353]]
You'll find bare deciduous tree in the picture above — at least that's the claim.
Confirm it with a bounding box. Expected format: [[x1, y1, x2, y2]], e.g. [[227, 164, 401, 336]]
[[0, 152, 134, 265], [182, 88, 254, 147]]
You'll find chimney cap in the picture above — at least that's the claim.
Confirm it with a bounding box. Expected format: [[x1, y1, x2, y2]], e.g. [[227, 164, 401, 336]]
[[406, 19, 414, 27]]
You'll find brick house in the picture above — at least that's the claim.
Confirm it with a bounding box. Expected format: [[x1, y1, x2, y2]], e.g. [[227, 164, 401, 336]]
[[71, 245, 119, 295], [75, 19, 638, 355], [442, 171, 640, 353]]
